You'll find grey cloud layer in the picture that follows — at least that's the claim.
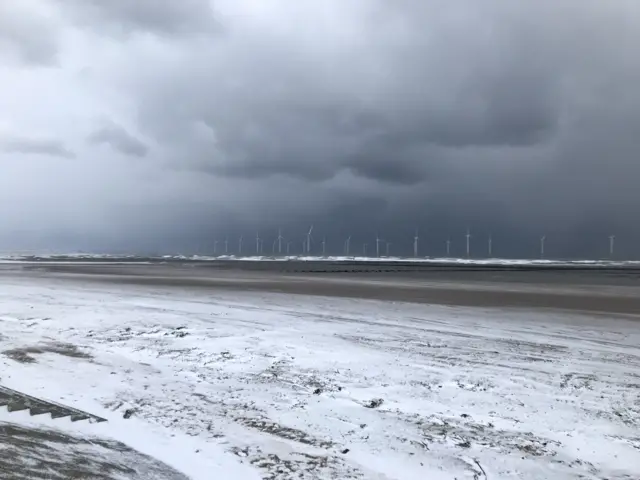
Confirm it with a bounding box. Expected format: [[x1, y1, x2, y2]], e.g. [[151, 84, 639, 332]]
[[88, 123, 148, 157], [54, 0, 219, 36], [2, 0, 639, 257], [0, 3, 58, 65], [127, 0, 603, 186], [1, 136, 75, 159]]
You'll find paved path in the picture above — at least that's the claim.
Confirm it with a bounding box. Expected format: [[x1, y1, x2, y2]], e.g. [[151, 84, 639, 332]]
[[0, 421, 188, 480]]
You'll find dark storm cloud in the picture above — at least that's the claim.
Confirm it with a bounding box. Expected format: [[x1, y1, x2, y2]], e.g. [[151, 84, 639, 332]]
[[346, 146, 433, 185], [88, 123, 149, 157], [55, 0, 219, 36], [1, 136, 75, 159], [119, 0, 640, 257], [5, 0, 640, 258], [129, 0, 569, 189]]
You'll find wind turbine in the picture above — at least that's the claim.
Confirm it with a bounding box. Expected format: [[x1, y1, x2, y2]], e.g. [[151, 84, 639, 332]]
[[224, 237, 229, 255], [322, 237, 326, 257], [609, 235, 615, 258], [306, 226, 314, 255], [386, 242, 391, 257], [238, 235, 243, 255], [488, 234, 493, 258], [214, 239, 219, 255], [286, 241, 292, 255], [375, 233, 382, 258], [465, 229, 471, 258], [255, 232, 260, 255], [413, 229, 419, 258], [272, 238, 277, 254], [446, 238, 451, 257], [277, 229, 284, 255], [540, 235, 546, 259], [344, 235, 351, 256]]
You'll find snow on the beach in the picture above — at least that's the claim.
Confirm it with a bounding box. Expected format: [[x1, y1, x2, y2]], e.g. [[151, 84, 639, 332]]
[[0, 275, 639, 479]]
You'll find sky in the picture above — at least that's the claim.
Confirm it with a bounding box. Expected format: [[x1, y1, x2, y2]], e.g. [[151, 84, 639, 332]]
[[1, 0, 639, 258]]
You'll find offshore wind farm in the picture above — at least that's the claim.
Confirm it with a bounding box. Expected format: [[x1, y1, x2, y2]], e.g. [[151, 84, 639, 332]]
[[198, 225, 624, 262], [178, 225, 622, 261], [0, 225, 630, 266]]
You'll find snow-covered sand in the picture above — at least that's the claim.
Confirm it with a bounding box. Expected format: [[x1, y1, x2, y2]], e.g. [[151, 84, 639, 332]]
[[0, 275, 638, 479]]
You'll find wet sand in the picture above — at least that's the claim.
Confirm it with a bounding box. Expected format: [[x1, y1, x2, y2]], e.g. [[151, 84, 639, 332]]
[[7, 261, 640, 315]]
